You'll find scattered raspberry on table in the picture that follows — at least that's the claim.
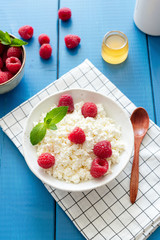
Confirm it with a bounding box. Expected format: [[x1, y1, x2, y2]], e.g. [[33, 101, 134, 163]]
[[39, 43, 52, 59], [90, 158, 109, 178], [58, 7, 72, 21], [68, 127, 86, 144], [37, 153, 55, 169], [81, 102, 97, 118], [58, 94, 74, 113], [18, 25, 34, 40], [64, 35, 81, 49], [6, 57, 22, 74], [38, 34, 50, 45], [93, 140, 112, 158]]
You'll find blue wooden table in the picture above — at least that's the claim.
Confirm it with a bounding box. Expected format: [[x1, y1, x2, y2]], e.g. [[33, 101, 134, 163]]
[[0, 0, 160, 239]]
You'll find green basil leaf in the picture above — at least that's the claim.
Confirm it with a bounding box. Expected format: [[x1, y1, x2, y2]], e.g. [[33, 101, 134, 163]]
[[10, 38, 28, 46], [47, 121, 57, 130], [44, 106, 68, 124], [30, 123, 46, 145]]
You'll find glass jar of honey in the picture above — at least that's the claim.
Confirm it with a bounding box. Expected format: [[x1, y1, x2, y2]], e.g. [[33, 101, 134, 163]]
[[101, 31, 129, 64]]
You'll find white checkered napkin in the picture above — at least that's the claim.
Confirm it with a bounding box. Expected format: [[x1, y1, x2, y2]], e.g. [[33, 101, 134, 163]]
[[0, 59, 160, 240]]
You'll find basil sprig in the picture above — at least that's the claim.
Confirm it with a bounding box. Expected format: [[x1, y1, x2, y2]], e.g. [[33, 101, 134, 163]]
[[30, 106, 68, 145], [0, 30, 28, 46]]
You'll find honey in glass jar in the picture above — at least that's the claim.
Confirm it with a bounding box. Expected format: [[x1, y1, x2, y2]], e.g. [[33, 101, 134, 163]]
[[101, 31, 129, 64]]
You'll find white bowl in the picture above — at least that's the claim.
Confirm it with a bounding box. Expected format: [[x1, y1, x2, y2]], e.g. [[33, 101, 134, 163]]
[[0, 34, 26, 94], [23, 89, 134, 192]]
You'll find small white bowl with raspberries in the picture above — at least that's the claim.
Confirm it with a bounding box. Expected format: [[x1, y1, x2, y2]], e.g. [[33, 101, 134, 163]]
[[0, 34, 26, 94], [23, 89, 134, 192]]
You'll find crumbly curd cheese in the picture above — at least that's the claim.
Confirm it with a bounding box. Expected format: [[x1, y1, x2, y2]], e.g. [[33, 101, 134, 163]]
[[36, 102, 124, 183]]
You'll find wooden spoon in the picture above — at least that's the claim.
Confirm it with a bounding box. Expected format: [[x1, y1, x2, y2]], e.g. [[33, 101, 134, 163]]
[[130, 107, 149, 204]]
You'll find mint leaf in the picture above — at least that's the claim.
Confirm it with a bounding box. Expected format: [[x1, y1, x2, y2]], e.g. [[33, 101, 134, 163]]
[[30, 123, 46, 145], [10, 38, 28, 47], [0, 30, 11, 45], [0, 30, 27, 46], [44, 106, 68, 124], [0, 30, 6, 40], [45, 118, 52, 125], [47, 121, 57, 130], [5, 32, 12, 44], [30, 106, 68, 145]]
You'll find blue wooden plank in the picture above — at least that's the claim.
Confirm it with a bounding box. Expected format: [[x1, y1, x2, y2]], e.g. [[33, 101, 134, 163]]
[[147, 35, 160, 240], [148, 227, 160, 240], [148, 36, 160, 126], [0, 133, 54, 240], [56, 0, 157, 239], [58, 0, 155, 119], [0, 0, 58, 239], [56, 205, 84, 240]]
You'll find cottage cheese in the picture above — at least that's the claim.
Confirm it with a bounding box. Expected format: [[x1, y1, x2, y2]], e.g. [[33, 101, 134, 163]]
[[36, 102, 124, 183]]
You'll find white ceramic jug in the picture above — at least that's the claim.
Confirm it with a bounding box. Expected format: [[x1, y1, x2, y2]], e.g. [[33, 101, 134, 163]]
[[134, 0, 160, 36]]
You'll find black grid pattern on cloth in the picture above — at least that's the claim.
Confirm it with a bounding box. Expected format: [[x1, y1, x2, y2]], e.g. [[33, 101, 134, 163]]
[[0, 59, 159, 240]]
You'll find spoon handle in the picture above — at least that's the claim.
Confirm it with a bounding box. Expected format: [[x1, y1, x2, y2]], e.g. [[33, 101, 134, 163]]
[[130, 139, 141, 204]]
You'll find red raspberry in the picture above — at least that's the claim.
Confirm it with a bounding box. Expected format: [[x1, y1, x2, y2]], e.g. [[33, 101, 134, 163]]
[[18, 25, 34, 40], [37, 153, 55, 169], [68, 127, 86, 144], [0, 71, 8, 84], [38, 34, 50, 45], [93, 140, 112, 158], [81, 102, 97, 118], [0, 57, 3, 69], [7, 47, 22, 59], [0, 43, 5, 55], [4, 71, 13, 80], [6, 57, 21, 74], [39, 44, 52, 59], [58, 94, 74, 113], [90, 158, 109, 178], [64, 35, 81, 49], [58, 7, 71, 21]]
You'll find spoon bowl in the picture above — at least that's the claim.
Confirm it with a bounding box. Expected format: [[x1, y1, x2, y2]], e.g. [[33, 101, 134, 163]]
[[130, 107, 149, 204], [131, 108, 149, 137]]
